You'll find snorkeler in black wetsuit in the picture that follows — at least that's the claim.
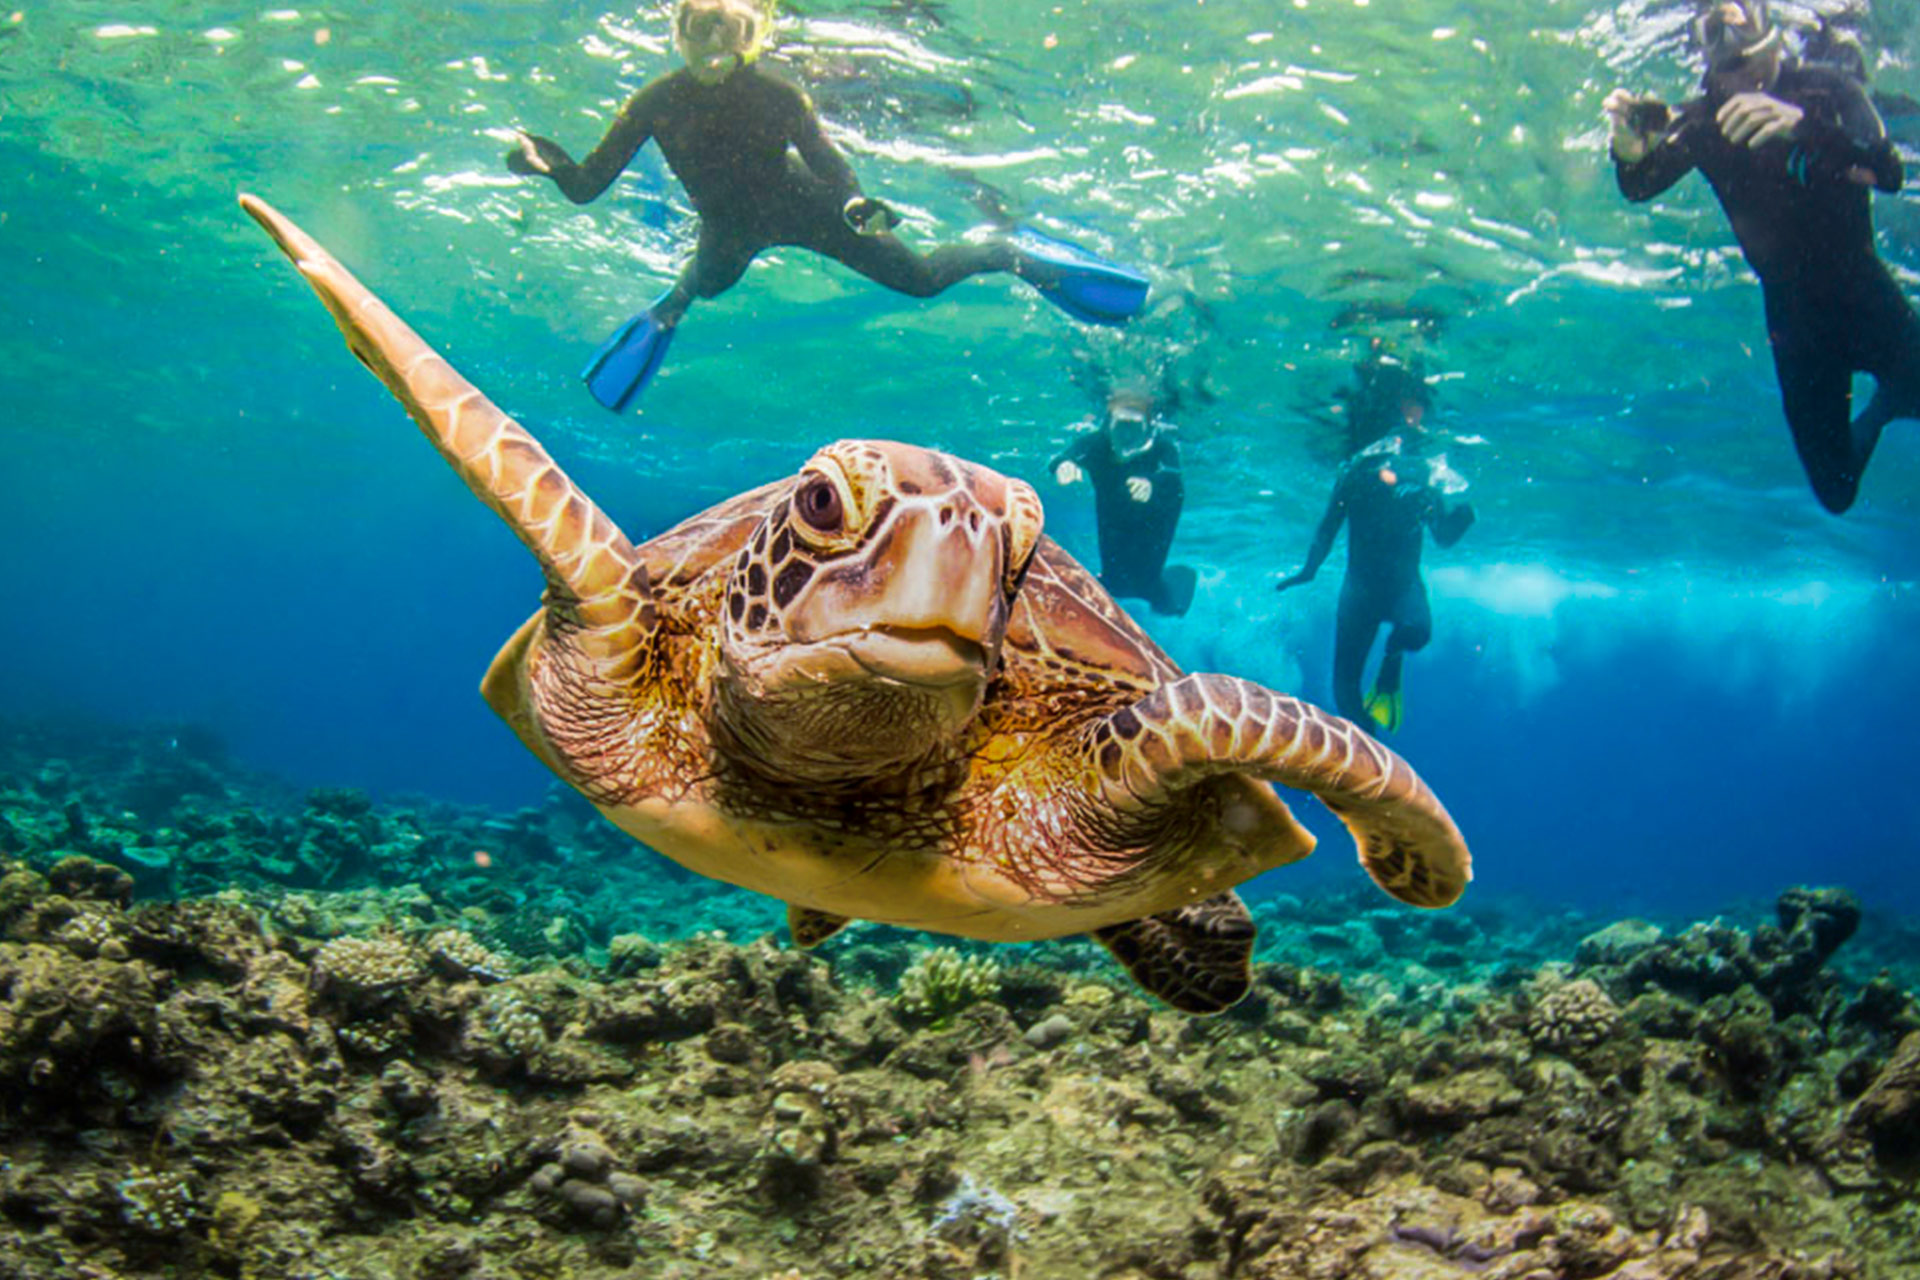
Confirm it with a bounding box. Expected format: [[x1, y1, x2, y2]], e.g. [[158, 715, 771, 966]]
[[1050, 389, 1196, 616], [1276, 355, 1473, 734], [1605, 0, 1915, 515], [507, 0, 1148, 411]]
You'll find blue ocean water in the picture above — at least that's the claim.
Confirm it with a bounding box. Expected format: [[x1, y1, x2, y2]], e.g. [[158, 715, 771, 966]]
[[4, 0, 1919, 924]]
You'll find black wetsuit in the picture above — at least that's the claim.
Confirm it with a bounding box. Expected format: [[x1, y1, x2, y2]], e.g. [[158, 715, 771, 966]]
[[1051, 427, 1194, 616], [1615, 63, 1914, 513], [512, 64, 1015, 319], [1288, 438, 1473, 727]]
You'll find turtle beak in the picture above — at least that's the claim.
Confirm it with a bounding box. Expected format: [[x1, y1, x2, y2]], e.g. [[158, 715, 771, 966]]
[[844, 627, 986, 688], [796, 489, 1010, 669], [835, 496, 1004, 688], [873, 497, 1006, 646]]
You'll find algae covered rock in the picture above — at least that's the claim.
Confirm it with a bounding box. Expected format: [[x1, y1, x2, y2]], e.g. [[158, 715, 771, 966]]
[[528, 1122, 645, 1227], [1849, 1030, 1920, 1172], [0, 941, 166, 1096], [1577, 917, 1664, 966], [1399, 1068, 1524, 1126], [1778, 886, 1863, 962]]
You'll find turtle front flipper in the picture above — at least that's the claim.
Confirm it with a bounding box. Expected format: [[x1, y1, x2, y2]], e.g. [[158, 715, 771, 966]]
[[1094, 891, 1254, 1014], [238, 194, 655, 676], [1090, 673, 1470, 908]]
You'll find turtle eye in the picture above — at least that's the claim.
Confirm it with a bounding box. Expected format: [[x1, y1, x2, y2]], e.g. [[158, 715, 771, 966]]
[[794, 474, 844, 535]]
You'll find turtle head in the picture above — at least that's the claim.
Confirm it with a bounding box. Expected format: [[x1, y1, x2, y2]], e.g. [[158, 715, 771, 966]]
[[715, 440, 1043, 781]]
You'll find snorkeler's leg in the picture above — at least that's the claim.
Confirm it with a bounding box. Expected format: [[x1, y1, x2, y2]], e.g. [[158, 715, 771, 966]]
[[1105, 488, 1184, 612], [1331, 582, 1380, 728], [583, 227, 760, 412], [1153, 565, 1198, 617], [643, 222, 763, 325], [1847, 269, 1920, 467], [1367, 586, 1431, 734], [800, 208, 1017, 297], [1141, 493, 1190, 616], [791, 199, 1145, 320], [1765, 284, 1864, 515], [1374, 586, 1433, 697]]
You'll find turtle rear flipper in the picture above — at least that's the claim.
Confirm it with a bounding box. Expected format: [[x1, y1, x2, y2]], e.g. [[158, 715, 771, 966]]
[[788, 905, 852, 948], [1094, 892, 1254, 1014], [238, 193, 656, 677], [1088, 673, 1470, 908]]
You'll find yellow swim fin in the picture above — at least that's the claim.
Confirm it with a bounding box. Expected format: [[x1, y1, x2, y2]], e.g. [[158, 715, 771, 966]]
[[1363, 687, 1403, 734]]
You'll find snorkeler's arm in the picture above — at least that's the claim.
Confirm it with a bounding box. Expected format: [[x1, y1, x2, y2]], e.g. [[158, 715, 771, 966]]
[[1428, 497, 1476, 549], [508, 81, 664, 205], [1278, 477, 1347, 590], [1145, 435, 1183, 482], [1049, 434, 1091, 470], [1050, 433, 1096, 484], [1785, 76, 1903, 193], [782, 79, 864, 203], [1122, 437, 1181, 503], [1614, 105, 1701, 202]]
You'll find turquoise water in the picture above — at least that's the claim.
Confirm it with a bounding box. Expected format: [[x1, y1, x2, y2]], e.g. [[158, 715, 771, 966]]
[[5, 1, 1920, 917]]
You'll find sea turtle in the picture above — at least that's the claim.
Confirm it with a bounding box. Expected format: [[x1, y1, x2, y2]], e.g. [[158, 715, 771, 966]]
[[240, 194, 1471, 1013]]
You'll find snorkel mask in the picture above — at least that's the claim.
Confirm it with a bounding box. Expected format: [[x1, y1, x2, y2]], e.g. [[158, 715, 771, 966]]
[[1359, 352, 1432, 432], [1695, 0, 1781, 73], [674, 0, 770, 84], [1107, 399, 1158, 460]]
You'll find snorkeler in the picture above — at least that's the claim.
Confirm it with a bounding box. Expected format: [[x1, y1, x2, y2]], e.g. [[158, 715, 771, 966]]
[[1276, 352, 1474, 734], [1605, 0, 1915, 514], [1050, 384, 1196, 617], [506, 0, 1150, 411]]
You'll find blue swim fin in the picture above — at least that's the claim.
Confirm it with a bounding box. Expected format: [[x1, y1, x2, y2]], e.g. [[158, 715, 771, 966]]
[[1009, 227, 1150, 326], [583, 301, 677, 413]]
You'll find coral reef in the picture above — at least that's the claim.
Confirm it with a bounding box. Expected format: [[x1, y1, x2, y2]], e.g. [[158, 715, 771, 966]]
[[0, 718, 1918, 1278]]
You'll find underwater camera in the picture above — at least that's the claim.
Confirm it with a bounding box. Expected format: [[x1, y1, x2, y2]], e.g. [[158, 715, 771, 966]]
[[1625, 98, 1672, 134]]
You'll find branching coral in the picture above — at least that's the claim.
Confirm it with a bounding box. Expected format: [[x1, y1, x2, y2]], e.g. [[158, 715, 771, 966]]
[[1527, 977, 1623, 1052], [893, 946, 1001, 1025], [478, 986, 548, 1060], [313, 934, 424, 999], [423, 928, 514, 983]]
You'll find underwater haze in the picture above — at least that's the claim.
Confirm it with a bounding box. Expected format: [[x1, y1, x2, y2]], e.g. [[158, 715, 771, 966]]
[[6, 0, 1920, 930]]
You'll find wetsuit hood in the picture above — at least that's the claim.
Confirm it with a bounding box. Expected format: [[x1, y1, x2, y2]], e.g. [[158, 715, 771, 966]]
[[1349, 352, 1433, 448], [1357, 354, 1431, 406]]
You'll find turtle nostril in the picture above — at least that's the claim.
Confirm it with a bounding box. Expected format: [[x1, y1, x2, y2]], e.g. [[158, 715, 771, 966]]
[[939, 506, 954, 526], [967, 510, 982, 533]]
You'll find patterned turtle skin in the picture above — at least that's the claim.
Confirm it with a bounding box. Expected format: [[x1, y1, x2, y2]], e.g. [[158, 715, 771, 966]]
[[241, 194, 1471, 1014]]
